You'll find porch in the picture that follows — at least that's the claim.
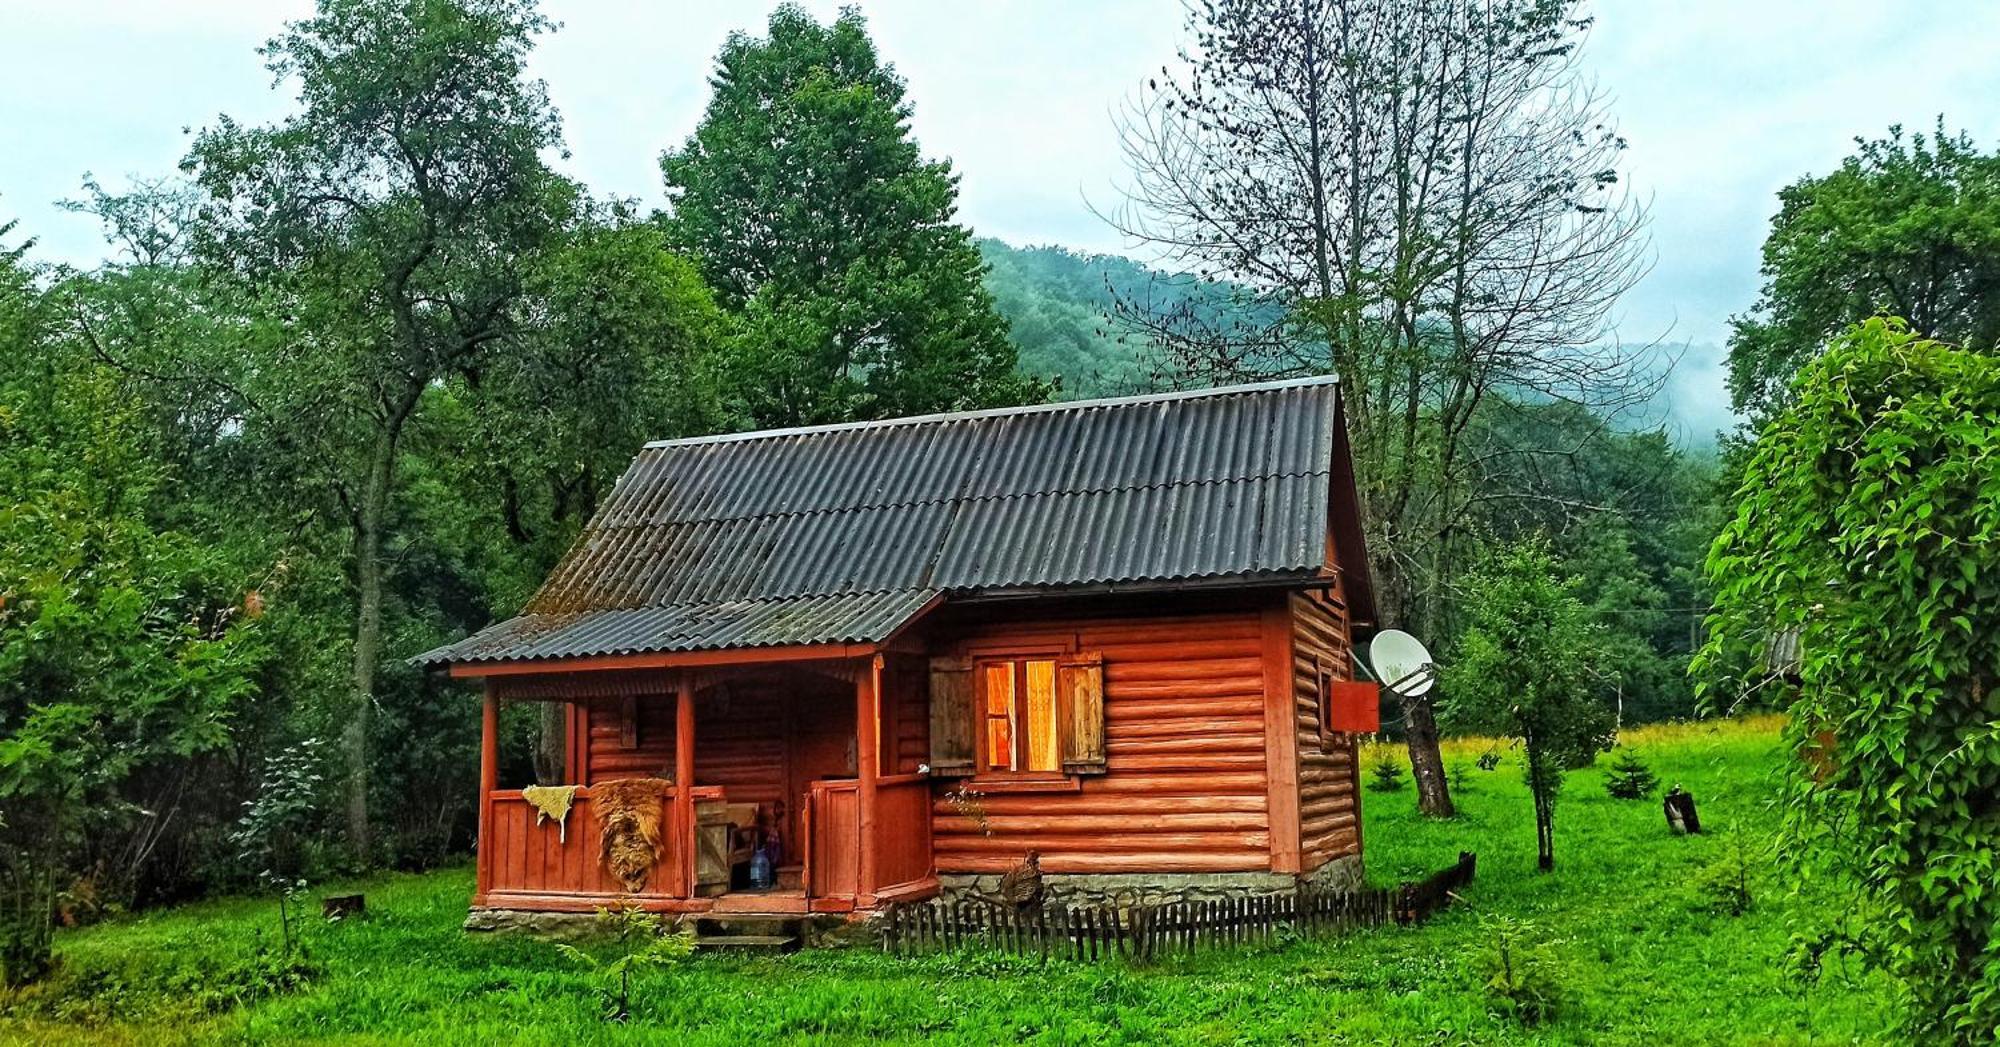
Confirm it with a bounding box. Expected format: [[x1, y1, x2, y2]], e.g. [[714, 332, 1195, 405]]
[[470, 653, 937, 916]]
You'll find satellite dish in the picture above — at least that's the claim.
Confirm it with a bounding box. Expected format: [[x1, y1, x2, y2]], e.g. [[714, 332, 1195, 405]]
[[1369, 629, 1437, 697]]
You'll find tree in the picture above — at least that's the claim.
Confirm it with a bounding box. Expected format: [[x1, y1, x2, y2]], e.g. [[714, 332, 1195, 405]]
[[1109, 0, 1650, 816], [661, 4, 1034, 426], [1697, 318, 2000, 1040], [0, 332, 265, 984], [180, 0, 576, 860], [1443, 541, 1616, 871], [1728, 123, 2000, 420]]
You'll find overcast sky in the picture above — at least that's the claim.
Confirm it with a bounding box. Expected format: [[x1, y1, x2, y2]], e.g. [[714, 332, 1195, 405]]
[[5, 1, 1997, 435]]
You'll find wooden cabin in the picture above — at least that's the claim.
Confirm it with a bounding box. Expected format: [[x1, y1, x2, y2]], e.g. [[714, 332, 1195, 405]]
[[418, 376, 1380, 921]]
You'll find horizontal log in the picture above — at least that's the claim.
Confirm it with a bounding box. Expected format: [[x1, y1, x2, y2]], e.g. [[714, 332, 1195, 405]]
[[1105, 657, 1264, 683], [1110, 733, 1265, 756], [936, 830, 1269, 854], [934, 794, 1266, 817], [1085, 772, 1267, 795], [1092, 638, 1261, 663], [1108, 678, 1262, 701], [934, 812, 1266, 836], [1106, 696, 1261, 722], [939, 852, 1269, 874], [1108, 715, 1262, 739], [1300, 812, 1358, 837], [1075, 618, 1261, 644], [1107, 753, 1267, 772]]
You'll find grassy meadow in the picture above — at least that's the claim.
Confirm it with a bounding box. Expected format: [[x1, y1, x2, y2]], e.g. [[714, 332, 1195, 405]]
[[1, 715, 1898, 1045]]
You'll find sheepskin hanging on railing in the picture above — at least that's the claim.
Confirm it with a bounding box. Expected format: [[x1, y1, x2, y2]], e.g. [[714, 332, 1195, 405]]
[[520, 784, 578, 843], [592, 778, 670, 892]]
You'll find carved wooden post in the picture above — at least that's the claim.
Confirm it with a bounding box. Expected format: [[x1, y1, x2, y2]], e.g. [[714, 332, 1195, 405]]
[[857, 654, 883, 902], [675, 674, 696, 897], [476, 685, 499, 900]]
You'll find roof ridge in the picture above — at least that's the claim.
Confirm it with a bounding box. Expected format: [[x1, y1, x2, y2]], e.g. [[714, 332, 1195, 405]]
[[642, 375, 1339, 450]]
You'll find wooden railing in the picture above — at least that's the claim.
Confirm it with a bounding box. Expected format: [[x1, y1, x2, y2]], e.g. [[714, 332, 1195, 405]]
[[478, 783, 721, 905], [805, 774, 936, 900]]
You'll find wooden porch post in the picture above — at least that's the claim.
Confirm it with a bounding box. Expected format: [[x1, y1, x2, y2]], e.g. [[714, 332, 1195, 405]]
[[476, 685, 499, 899], [856, 655, 883, 902], [674, 674, 696, 897]]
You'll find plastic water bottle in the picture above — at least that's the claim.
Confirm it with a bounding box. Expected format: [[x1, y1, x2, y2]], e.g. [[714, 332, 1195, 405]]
[[748, 844, 773, 890]]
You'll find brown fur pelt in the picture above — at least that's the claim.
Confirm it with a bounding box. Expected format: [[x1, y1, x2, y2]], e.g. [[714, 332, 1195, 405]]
[[592, 778, 670, 893]]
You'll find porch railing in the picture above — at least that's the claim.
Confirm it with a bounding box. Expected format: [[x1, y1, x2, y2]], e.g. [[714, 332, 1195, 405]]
[[478, 783, 718, 904]]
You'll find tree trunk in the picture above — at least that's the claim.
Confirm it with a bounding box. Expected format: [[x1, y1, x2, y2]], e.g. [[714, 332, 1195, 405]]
[[344, 429, 398, 865], [1399, 688, 1456, 818], [1534, 786, 1555, 872], [533, 703, 566, 785]]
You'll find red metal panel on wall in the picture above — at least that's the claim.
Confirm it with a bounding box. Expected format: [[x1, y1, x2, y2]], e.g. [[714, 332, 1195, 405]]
[[1328, 681, 1380, 734]]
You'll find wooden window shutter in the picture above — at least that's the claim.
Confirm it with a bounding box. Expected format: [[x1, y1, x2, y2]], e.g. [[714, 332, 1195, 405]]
[[928, 656, 976, 777], [1058, 652, 1107, 775]]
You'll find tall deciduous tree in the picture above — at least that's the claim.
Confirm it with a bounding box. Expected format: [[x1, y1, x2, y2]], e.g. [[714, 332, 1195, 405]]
[[1110, 0, 1650, 816], [182, 0, 574, 860], [1699, 318, 2000, 1040], [1443, 541, 1615, 872], [661, 4, 1034, 426], [1728, 123, 2000, 420]]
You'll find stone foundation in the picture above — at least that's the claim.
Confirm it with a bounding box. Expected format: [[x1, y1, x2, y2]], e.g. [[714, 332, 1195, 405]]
[[464, 907, 622, 939], [937, 855, 1364, 908]]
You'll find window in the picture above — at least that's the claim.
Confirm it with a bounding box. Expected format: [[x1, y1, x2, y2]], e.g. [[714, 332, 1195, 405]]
[[978, 657, 1061, 773]]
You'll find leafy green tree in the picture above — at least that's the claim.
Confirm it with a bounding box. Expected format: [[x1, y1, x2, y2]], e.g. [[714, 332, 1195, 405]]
[[1444, 541, 1617, 872], [1698, 317, 2000, 1040], [179, 0, 583, 860], [0, 328, 266, 984], [1728, 123, 2000, 419], [661, 5, 1033, 426]]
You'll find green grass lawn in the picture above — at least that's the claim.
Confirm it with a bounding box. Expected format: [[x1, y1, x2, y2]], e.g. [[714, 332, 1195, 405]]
[[2, 716, 1898, 1045]]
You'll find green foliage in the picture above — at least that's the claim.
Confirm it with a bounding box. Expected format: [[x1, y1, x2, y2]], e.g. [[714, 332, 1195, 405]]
[[1444, 541, 1618, 871], [1367, 753, 1407, 792], [1698, 316, 2000, 1040], [1728, 122, 2000, 419], [1603, 749, 1658, 799], [661, 5, 1035, 425], [1473, 916, 1562, 1026]]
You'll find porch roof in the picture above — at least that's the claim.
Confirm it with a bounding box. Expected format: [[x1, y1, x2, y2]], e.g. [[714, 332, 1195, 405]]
[[415, 588, 938, 666]]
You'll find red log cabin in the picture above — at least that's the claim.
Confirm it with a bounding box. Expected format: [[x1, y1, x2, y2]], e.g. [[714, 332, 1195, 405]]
[[417, 376, 1381, 921]]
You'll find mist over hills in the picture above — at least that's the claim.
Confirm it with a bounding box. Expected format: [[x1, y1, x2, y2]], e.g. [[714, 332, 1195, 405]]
[[980, 237, 1737, 449]]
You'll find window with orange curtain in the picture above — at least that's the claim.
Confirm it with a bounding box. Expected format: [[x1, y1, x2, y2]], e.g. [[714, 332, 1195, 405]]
[[977, 657, 1061, 772]]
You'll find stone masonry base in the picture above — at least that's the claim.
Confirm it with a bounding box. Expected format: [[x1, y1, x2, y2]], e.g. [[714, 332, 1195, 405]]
[[936, 854, 1364, 908]]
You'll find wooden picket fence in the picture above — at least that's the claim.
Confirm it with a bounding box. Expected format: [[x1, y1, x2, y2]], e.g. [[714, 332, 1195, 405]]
[[883, 851, 1475, 961]]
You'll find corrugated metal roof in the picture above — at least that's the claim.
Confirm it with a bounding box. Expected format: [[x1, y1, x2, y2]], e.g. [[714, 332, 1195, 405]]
[[416, 589, 939, 664], [417, 376, 1346, 666]]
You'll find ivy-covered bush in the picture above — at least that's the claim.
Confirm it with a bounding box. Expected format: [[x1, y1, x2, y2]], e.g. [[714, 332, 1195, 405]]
[[1697, 318, 2000, 1040]]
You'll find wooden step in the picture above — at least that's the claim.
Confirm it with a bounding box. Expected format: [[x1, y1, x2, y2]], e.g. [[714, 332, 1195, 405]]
[[694, 933, 799, 953]]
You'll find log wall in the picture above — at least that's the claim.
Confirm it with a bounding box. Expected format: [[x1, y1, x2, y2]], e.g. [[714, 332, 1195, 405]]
[[931, 609, 1275, 875], [1292, 590, 1362, 871]]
